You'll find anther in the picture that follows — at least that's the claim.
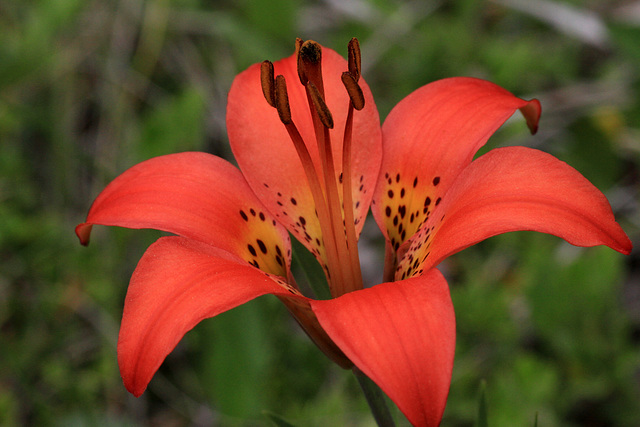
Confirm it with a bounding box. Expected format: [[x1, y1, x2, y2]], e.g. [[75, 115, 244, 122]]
[[307, 81, 334, 129], [260, 61, 276, 107], [341, 72, 365, 110], [275, 75, 292, 124], [347, 38, 361, 82]]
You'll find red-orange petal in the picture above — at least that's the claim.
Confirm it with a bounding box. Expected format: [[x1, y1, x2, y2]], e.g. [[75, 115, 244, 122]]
[[373, 77, 540, 250], [118, 236, 303, 396], [227, 46, 382, 267], [75, 152, 290, 277], [397, 147, 632, 279], [310, 269, 456, 427]]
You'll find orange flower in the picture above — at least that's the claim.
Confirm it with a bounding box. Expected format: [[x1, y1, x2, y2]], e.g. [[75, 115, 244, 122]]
[[77, 39, 631, 426]]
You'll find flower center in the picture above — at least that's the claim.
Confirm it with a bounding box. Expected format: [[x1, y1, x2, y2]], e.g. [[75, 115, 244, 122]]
[[260, 38, 366, 297]]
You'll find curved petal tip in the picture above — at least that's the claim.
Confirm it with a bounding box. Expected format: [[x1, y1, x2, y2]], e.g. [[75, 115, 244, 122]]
[[75, 223, 93, 246], [520, 98, 542, 135]]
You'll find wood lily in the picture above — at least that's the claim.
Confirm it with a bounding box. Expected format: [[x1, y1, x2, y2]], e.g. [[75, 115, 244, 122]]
[[76, 38, 632, 426]]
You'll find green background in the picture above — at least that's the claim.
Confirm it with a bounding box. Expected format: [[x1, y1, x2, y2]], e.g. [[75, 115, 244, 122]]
[[1, 0, 638, 425]]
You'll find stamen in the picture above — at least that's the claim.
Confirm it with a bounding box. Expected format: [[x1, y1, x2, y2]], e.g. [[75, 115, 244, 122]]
[[268, 71, 347, 297], [264, 38, 372, 297], [341, 72, 365, 111], [275, 75, 292, 124], [260, 61, 276, 107], [341, 96, 363, 289], [339, 38, 366, 291], [306, 82, 334, 129], [347, 38, 361, 82]]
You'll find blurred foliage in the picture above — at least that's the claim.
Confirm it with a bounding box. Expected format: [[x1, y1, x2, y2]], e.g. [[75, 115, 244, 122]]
[[1, 0, 639, 426]]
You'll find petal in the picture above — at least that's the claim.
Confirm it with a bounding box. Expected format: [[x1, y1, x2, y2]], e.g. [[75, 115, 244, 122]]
[[373, 77, 540, 250], [397, 147, 632, 279], [118, 236, 302, 397], [310, 269, 456, 427], [227, 46, 382, 266], [76, 152, 291, 277]]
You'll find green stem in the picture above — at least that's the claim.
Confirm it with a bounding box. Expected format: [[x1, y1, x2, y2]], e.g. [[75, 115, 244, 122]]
[[353, 367, 396, 427]]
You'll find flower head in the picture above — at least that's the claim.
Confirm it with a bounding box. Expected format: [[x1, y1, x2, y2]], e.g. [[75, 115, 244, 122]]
[[77, 38, 631, 426]]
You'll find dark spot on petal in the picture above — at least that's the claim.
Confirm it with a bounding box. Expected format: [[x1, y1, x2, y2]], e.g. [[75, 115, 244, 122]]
[[256, 239, 267, 254], [248, 244, 257, 256], [240, 210, 249, 221], [433, 176, 440, 186]]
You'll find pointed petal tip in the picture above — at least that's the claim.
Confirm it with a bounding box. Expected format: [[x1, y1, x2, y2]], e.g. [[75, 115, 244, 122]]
[[75, 223, 93, 246], [520, 98, 542, 135], [617, 235, 633, 255], [124, 378, 146, 397]]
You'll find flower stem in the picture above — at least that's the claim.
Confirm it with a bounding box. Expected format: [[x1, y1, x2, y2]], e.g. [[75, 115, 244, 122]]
[[353, 367, 396, 427]]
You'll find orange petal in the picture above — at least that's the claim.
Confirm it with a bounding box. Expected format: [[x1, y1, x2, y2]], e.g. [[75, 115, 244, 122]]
[[373, 77, 540, 250], [397, 147, 632, 279], [311, 269, 456, 427], [118, 236, 303, 396], [76, 152, 290, 277], [227, 46, 381, 267]]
